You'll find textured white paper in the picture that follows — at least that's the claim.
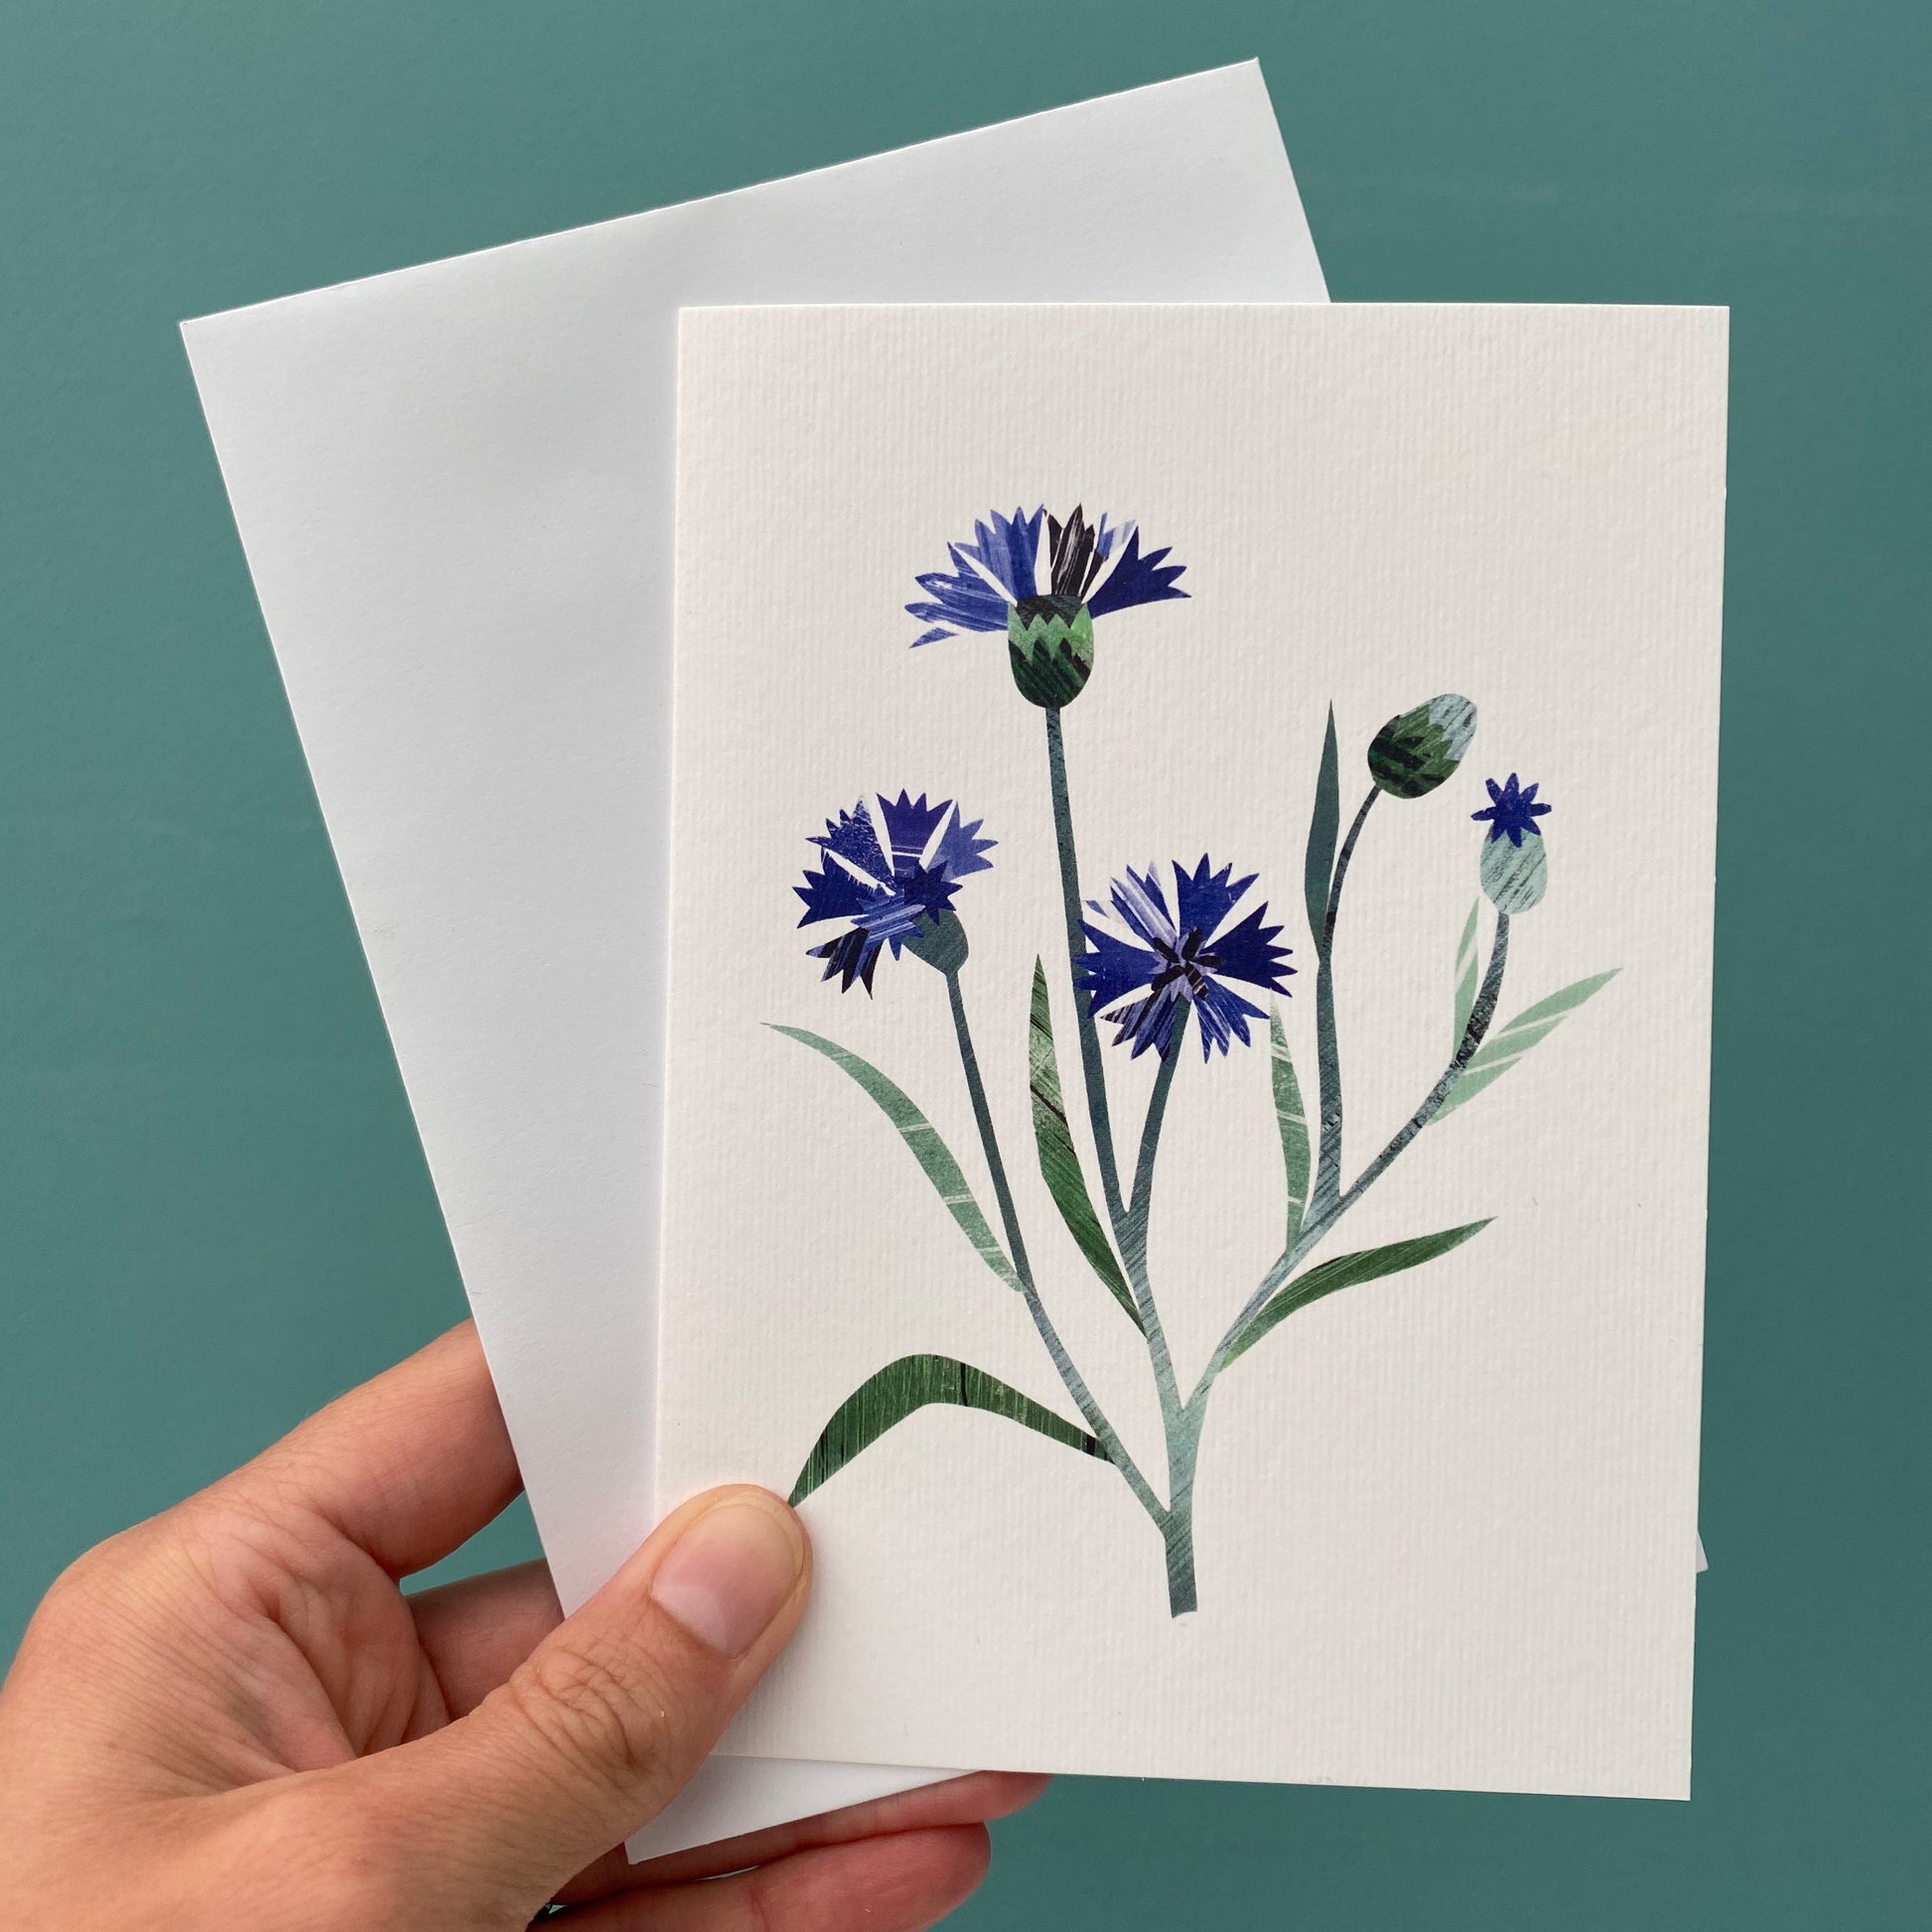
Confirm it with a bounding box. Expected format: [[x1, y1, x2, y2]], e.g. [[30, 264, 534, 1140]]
[[660, 304, 1725, 1797], [180, 67, 1326, 1856]]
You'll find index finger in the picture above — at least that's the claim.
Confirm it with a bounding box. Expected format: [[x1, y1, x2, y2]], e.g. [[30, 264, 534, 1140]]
[[218, 1320, 521, 1577]]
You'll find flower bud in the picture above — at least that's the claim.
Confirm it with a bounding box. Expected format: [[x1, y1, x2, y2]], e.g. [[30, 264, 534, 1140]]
[[1480, 829, 1547, 911], [1008, 595, 1095, 708], [1367, 694, 1477, 798]]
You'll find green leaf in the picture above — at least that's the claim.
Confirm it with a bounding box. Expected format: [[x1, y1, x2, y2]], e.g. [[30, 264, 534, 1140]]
[[1029, 963, 1142, 1330], [1451, 899, 1481, 1052], [1435, 970, 1620, 1120], [1304, 705, 1340, 940], [789, 1353, 1104, 1503], [1269, 1006, 1311, 1257], [769, 1026, 1021, 1291], [1225, 1219, 1493, 1365]]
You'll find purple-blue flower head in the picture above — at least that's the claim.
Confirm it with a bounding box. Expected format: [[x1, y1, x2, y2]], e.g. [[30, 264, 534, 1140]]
[[906, 505, 1187, 647], [1077, 858, 1295, 1059], [795, 791, 996, 993], [1470, 773, 1553, 847]]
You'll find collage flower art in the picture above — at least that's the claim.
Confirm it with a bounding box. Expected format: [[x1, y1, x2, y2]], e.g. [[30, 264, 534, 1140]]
[[776, 505, 1617, 1616]]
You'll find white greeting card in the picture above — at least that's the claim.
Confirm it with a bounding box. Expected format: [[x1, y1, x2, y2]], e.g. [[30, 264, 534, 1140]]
[[180, 66, 1325, 1854], [658, 303, 1725, 1796]]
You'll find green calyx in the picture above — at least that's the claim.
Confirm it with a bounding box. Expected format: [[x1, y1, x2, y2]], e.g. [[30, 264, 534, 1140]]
[[904, 908, 970, 974], [1368, 693, 1477, 798], [1007, 595, 1095, 708], [1480, 831, 1548, 911]]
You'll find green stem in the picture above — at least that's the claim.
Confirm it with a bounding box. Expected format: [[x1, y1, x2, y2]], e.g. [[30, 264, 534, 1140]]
[[1045, 706, 1126, 1224], [942, 964, 1163, 1525], [1192, 909, 1512, 1405], [1043, 708, 1189, 1488], [945, 969, 1033, 1288], [1120, 1008, 1189, 1496], [1320, 910, 1511, 1229], [1123, 1006, 1187, 1271], [1309, 785, 1379, 1226]]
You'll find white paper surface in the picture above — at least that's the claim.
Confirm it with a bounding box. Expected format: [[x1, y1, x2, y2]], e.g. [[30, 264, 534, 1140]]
[[659, 304, 1724, 1796], [180, 65, 1327, 1857]]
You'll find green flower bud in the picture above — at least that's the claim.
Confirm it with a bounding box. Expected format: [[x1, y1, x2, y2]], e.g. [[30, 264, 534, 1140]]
[[903, 907, 970, 974], [1007, 595, 1094, 709], [1480, 829, 1548, 911], [1367, 694, 1477, 799]]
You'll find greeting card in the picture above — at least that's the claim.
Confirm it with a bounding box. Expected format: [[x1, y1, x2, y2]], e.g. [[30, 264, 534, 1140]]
[[658, 304, 1725, 1795]]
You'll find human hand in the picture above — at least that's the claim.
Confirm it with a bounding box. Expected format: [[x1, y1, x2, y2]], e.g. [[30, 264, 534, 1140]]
[[0, 1323, 1045, 1928]]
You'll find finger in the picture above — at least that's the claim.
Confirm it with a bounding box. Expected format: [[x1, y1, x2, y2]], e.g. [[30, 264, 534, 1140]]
[[409, 1561, 562, 1716], [348, 1485, 809, 1910], [216, 1322, 520, 1578], [559, 1769, 1049, 1899], [559, 1825, 992, 1932]]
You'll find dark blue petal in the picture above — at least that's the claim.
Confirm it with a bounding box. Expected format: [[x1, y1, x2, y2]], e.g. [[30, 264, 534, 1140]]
[[1206, 901, 1295, 994], [1076, 923, 1163, 1014], [795, 859, 886, 927], [905, 539, 1013, 640], [810, 798, 891, 883], [1172, 854, 1254, 946], [1104, 981, 1188, 1059], [1085, 526, 1188, 619], [1108, 865, 1178, 952], [1471, 772, 1553, 847], [964, 506, 1043, 603], [1191, 976, 1268, 1057], [933, 806, 996, 879], [854, 887, 932, 954], [878, 789, 950, 872], [897, 863, 960, 927], [808, 926, 884, 994]]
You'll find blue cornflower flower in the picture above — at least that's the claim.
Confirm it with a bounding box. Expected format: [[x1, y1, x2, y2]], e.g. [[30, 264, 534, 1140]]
[[1470, 773, 1553, 847], [906, 505, 1187, 707], [795, 791, 996, 993], [1077, 858, 1295, 1060]]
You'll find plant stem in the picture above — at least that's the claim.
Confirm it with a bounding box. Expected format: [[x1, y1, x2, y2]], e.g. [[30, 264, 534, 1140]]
[[942, 964, 1164, 1525], [1124, 1007, 1186, 1268], [1192, 909, 1513, 1403], [1041, 710, 1211, 1608], [1309, 786, 1379, 1226], [1044, 706, 1126, 1224], [1043, 709, 1192, 1492], [945, 969, 1033, 1287], [1319, 911, 1511, 1233], [1119, 1008, 1190, 1507]]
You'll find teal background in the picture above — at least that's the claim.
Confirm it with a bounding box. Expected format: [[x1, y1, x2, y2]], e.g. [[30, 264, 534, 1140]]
[[2, 2, 1925, 1923]]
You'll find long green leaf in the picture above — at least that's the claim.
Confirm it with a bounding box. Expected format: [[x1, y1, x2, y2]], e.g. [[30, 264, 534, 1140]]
[[1028, 963, 1141, 1330], [1304, 704, 1340, 939], [1451, 899, 1480, 1052], [1225, 1219, 1492, 1365], [1434, 970, 1620, 1120], [1269, 1006, 1311, 1257], [789, 1353, 1104, 1503], [769, 1025, 1020, 1290]]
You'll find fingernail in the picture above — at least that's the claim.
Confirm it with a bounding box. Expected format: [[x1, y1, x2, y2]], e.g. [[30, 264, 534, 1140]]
[[649, 1497, 805, 1657]]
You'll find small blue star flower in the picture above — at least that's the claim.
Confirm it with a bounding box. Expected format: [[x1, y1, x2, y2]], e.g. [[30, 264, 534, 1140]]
[[906, 504, 1186, 647], [1077, 857, 1294, 1060], [1471, 773, 1552, 848], [795, 791, 995, 993]]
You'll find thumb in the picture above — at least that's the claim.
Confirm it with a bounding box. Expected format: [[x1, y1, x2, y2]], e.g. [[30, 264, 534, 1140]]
[[360, 1485, 809, 1908]]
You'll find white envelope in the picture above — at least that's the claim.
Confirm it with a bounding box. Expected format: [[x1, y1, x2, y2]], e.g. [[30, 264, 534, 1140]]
[[181, 63, 1326, 1858]]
